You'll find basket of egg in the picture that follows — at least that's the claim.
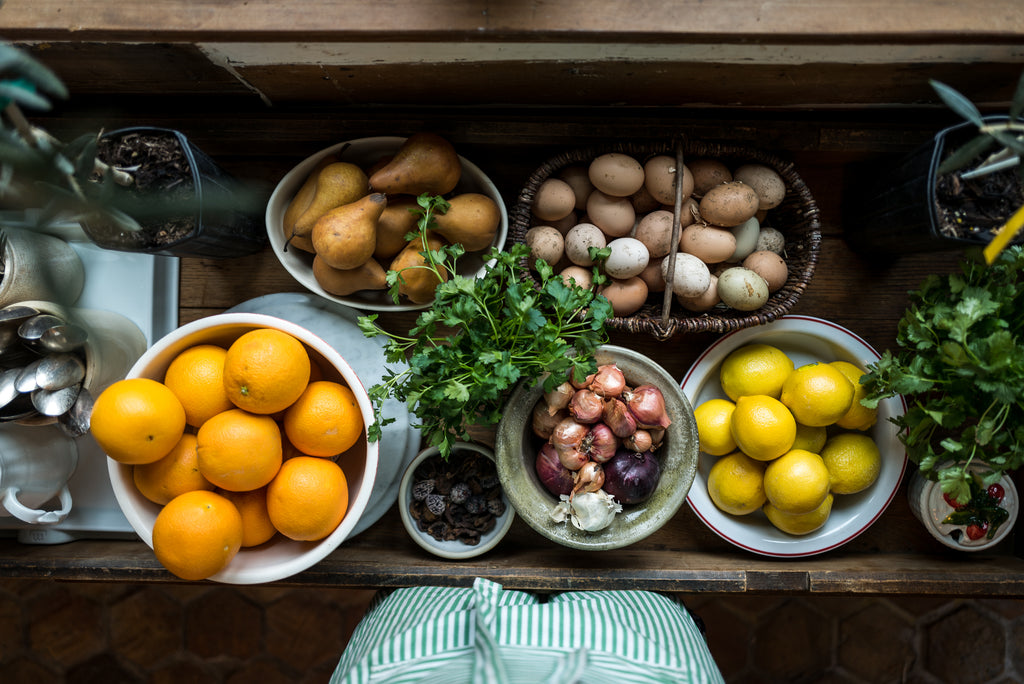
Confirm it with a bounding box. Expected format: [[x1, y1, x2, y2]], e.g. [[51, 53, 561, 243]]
[[509, 140, 821, 340]]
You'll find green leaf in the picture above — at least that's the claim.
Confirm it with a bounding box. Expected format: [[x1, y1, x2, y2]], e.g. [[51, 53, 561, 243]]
[[936, 134, 995, 176], [1010, 68, 1024, 122], [931, 79, 985, 126]]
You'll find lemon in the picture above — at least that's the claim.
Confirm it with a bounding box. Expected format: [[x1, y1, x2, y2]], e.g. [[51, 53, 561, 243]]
[[779, 362, 855, 427], [764, 493, 833, 535], [792, 422, 827, 454], [730, 395, 797, 462], [707, 451, 767, 516], [694, 398, 737, 456], [763, 449, 831, 514], [719, 343, 794, 401], [830, 361, 878, 431], [820, 432, 882, 495]]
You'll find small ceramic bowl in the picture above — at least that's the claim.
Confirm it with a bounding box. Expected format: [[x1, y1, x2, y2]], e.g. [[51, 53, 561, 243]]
[[265, 136, 508, 312], [398, 442, 514, 560], [106, 312, 379, 584], [494, 345, 699, 551]]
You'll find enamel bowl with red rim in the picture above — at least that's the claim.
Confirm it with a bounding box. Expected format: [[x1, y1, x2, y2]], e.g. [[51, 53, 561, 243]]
[[681, 315, 908, 557]]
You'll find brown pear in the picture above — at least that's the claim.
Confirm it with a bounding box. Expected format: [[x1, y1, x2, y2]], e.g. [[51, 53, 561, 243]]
[[293, 162, 369, 238], [432, 193, 502, 252], [374, 195, 420, 261], [369, 133, 461, 196], [313, 254, 387, 296], [282, 155, 339, 244], [389, 231, 449, 304], [312, 193, 387, 270]]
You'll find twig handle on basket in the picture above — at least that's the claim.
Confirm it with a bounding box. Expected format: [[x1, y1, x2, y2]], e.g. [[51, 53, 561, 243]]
[[660, 139, 685, 327]]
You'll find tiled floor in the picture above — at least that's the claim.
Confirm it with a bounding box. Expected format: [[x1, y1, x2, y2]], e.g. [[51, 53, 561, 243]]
[[2, 578, 1022, 683]]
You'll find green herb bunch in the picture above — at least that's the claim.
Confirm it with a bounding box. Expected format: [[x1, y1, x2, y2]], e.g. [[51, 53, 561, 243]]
[[861, 245, 1024, 503], [358, 194, 613, 459]]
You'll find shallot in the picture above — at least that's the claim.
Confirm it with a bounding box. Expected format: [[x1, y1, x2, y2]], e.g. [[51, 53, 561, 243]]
[[623, 429, 653, 453], [569, 388, 603, 424], [590, 364, 627, 397], [543, 381, 575, 415], [532, 401, 566, 440], [585, 422, 619, 463], [624, 384, 672, 429], [572, 461, 605, 497], [602, 397, 637, 438]]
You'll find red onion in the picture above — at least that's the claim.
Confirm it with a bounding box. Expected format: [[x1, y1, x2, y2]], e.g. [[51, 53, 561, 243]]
[[624, 384, 672, 429], [584, 422, 619, 463], [544, 382, 575, 415], [623, 429, 653, 453], [572, 461, 605, 497], [569, 389, 603, 424], [602, 398, 637, 438], [536, 443, 575, 497], [603, 448, 662, 504], [590, 364, 626, 398], [532, 402, 567, 440]]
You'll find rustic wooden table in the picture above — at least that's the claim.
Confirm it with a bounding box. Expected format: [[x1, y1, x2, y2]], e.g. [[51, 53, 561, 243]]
[[0, 104, 1022, 595]]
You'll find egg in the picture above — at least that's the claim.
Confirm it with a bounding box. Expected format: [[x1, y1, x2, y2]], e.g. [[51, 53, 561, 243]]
[[742, 250, 788, 292], [599, 276, 649, 316], [558, 164, 595, 210], [728, 216, 761, 262], [661, 252, 712, 298], [563, 223, 607, 266], [604, 237, 650, 279], [643, 155, 693, 205], [677, 274, 720, 312], [589, 153, 645, 197], [717, 266, 769, 311], [679, 197, 701, 229], [756, 226, 786, 254], [680, 224, 736, 264], [560, 265, 594, 289], [634, 210, 676, 258], [545, 210, 579, 235], [586, 191, 636, 238], [688, 158, 733, 197], [637, 257, 666, 293], [699, 181, 760, 227], [524, 225, 565, 269], [630, 184, 662, 214], [533, 178, 577, 222], [733, 164, 786, 210]]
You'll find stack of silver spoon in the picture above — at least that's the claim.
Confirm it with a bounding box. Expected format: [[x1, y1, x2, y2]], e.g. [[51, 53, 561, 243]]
[[0, 303, 92, 437]]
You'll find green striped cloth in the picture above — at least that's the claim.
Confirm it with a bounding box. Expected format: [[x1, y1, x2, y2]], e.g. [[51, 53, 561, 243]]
[[331, 578, 724, 684]]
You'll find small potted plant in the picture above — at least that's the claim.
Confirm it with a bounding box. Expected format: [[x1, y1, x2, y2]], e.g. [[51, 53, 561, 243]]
[[844, 70, 1024, 259], [860, 245, 1024, 512], [0, 43, 266, 258]]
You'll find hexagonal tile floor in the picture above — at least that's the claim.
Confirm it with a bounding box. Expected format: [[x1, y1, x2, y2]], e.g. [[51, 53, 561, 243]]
[[1, 578, 1022, 682]]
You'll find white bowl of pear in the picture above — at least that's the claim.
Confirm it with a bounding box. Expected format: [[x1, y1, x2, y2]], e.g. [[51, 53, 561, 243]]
[[266, 135, 508, 312]]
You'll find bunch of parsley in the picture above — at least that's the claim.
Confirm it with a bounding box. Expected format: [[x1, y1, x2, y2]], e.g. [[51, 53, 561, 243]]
[[358, 194, 613, 460], [861, 245, 1024, 503]]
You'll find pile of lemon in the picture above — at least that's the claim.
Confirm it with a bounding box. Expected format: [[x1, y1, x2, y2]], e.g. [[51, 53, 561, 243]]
[[694, 343, 882, 536]]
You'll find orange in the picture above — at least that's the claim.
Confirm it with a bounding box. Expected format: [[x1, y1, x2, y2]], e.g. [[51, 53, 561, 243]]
[[283, 381, 364, 457], [196, 408, 283, 492], [91, 378, 187, 465], [133, 433, 214, 505], [267, 456, 349, 541], [223, 328, 311, 415], [163, 344, 234, 428], [218, 487, 277, 547], [152, 490, 243, 581]]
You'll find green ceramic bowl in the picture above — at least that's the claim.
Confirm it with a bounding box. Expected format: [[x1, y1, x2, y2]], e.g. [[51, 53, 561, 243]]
[[495, 345, 698, 551]]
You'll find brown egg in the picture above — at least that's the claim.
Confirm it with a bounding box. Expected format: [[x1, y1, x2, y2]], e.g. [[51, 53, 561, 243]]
[[634, 210, 676, 258], [533, 178, 577, 222], [524, 225, 565, 269], [643, 155, 693, 205], [676, 274, 720, 312], [599, 276, 649, 316], [559, 265, 594, 289], [733, 164, 786, 210], [637, 257, 666, 293], [680, 224, 737, 264], [742, 250, 789, 292], [688, 158, 733, 197], [589, 153, 645, 197], [699, 181, 760, 227], [558, 164, 595, 210], [586, 191, 636, 238]]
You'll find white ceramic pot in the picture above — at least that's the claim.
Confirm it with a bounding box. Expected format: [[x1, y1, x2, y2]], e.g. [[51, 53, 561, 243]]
[[907, 466, 1019, 552], [0, 424, 78, 524], [0, 229, 85, 308]]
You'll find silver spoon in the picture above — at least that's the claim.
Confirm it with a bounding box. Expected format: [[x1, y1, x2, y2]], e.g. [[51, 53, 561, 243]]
[[15, 359, 43, 393], [0, 367, 21, 408], [35, 353, 86, 391], [0, 303, 41, 326], [58, 386, 93, 437], [32, 384, 81, 417], [38, 323, 88, 353], [17, 314, 65, 344]]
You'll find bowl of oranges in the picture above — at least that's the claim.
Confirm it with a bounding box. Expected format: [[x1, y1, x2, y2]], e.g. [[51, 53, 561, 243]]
[[97, 312, 378, 583], [681, 315, 907, 557]]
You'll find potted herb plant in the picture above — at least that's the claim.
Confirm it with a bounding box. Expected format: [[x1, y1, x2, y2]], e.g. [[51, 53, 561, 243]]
[[860, 245, 1024, 509], [844, 71, 1024, 259], [0, 43, 266, 258]]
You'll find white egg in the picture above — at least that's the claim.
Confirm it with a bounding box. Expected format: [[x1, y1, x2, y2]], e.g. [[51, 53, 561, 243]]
[[564, 223, 608, 266], [660, 252, 712, 298], [604, 237, 650, 279]]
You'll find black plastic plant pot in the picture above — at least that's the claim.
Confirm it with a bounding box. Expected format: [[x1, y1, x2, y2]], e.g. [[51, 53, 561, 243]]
[[81, 127, 267, 259], [843, 116, 1007, 259]]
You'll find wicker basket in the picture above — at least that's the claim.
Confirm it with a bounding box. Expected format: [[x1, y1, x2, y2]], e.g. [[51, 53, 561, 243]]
[[510, 140, 821, 340]]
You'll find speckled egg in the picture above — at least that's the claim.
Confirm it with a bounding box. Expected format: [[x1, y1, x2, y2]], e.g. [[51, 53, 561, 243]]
[[589, 153, 645, 198]]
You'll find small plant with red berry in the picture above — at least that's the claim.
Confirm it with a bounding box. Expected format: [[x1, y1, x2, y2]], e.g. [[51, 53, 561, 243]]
[[941, 478, 1010, 541]]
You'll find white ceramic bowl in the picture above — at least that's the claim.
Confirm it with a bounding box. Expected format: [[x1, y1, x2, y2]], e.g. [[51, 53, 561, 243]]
[[106, 312, 379, 584], [398, 442, 514, 560], [495, 345, 699, 551], [681, 315, 908, 557], [266, 136, 508, 312]]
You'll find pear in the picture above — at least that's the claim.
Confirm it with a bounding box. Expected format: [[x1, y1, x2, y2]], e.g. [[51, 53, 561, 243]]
[[369, 133, 461, 196], [312, 193, 387, 270], [292, 162, 369, 238], [282, 155, 338, 247], [432, 193, 502, 252], [389, 231, 448, 304], [313, 254, 387, 296], [374, 196, 420, 261]]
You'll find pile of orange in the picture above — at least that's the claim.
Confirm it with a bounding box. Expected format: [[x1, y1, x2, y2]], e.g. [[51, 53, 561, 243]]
[[90, 327, 364, 581]]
